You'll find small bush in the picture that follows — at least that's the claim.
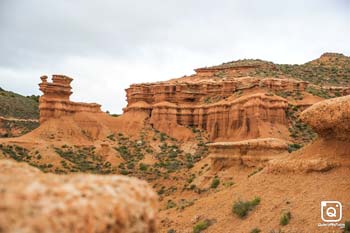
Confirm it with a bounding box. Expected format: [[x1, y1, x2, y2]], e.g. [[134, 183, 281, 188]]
[[193, 219, 212, 233], [344, 220, 350, 233], [280, 211, 291, 226], [250, 228, 261, 233], [120, 169, 129, 175], [210, 177, 220, 189], [139, 163, 148, 171], [166, 200, 177, 209], [232, 197, 261, 218], [287, 144, 302, 153]]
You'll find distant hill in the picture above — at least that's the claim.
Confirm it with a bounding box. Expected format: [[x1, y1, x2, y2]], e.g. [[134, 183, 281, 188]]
[[0, 87, 39, 137], [198, 52, 350, 87], [0, 87, 39, 119], [277, 53, 350, 86]]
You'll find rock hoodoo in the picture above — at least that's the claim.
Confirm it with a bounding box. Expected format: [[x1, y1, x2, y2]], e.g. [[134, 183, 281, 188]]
[[39, 75, 102, 123], [0, 159, 158, 233]]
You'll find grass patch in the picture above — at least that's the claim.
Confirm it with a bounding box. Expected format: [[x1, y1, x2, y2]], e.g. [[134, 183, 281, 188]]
[[250, 228, 261, 233], [210, 176, 220, 189], [344, 220, 350, 233], [280, 211, 292, 226], [232, 197, 261, 218], [287, 144, 302, 153], [193, 219, 212, 233]]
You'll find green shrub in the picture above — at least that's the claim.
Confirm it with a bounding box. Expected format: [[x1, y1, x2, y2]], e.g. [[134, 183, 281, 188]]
[[210, 177, 220, 189], [287, 144, 302, 153], [120, 169, 129, 175], [344, 220, 350, 233], [193, 219, 212, 233], [166, 200, 177, 209], [139, 163, 148, 171], [232, 197, 261, 218], [280, 211, 291, 226], [250, 228, 261, 233]]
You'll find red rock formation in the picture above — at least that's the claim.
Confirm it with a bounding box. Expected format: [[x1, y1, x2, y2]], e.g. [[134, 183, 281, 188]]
[[0, 159, 158, 233], [125, 76, 294, 141], [208, 138, 288, 170], [125, 77, 307, 106], [39, 75, 102, 123], [300, 95, 350, 141], [267, 95, 350, 173]]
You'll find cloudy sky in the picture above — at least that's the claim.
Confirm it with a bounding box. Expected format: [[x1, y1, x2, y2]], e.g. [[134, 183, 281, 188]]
[[0, 0, 349, 113]]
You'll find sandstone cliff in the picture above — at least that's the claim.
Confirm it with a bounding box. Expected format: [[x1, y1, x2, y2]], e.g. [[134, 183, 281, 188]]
[[0, 159, 158, 233], [125, 77, 307, 141]]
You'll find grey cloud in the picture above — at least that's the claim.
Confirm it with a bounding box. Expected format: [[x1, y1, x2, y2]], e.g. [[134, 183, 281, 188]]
[[0, 0, 349, 112]]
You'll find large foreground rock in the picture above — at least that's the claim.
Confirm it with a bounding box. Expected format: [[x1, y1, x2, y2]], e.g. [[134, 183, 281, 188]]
[[300, 95, 350, 141], [0, 160, 158, 233]]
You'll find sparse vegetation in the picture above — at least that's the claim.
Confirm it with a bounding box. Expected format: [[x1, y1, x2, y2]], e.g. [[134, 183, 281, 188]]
[[193, 219, 212, 233], [232, 197, 261, 218], [55, 146, 115, 174], [0, 88, 39, 119], [287, 144, 302, 153], [0, 144, 53, 172], [250, 228, 261, 233], [344, 220, 350, 233], [210, 176, 220, 189], [248, 167, 263, 177], [280, 211, 291, 226]]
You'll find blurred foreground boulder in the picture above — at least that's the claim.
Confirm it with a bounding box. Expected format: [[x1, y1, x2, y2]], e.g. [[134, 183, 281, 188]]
[[0, 159, 158, 233]]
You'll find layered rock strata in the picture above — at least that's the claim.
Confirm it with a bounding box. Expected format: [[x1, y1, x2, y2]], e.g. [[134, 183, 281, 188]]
[[208, 138, 288, 170], [125, 77, 308, 106], [0, 159, 158, 233], [125, 77, 298, 141], [39, 75, 102, 123]]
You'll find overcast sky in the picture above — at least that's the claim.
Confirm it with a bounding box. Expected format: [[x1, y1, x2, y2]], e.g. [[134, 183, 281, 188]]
[[0, 0, 349, 113]]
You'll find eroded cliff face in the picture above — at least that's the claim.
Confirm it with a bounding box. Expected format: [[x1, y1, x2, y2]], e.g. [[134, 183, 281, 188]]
[[39, 75, 102, 123], [125, 75, 308, 142], [0, 159, 158, 233]]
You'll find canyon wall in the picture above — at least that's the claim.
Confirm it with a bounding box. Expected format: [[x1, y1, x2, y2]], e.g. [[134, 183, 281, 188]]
[[125, 77, 303, 141], [125, 77, 308, 106], [39, 75, 102, 123]]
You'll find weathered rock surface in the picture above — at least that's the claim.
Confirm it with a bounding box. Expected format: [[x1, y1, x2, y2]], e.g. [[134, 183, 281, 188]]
[[300, 95, 350, 141], [0, 159, 158, 233], [39, 75, 102, 123], [125, 77, 308, 106], [208, 138, 288, 170], [267, 96, 350, 173], [126, 76, 296, 141]]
